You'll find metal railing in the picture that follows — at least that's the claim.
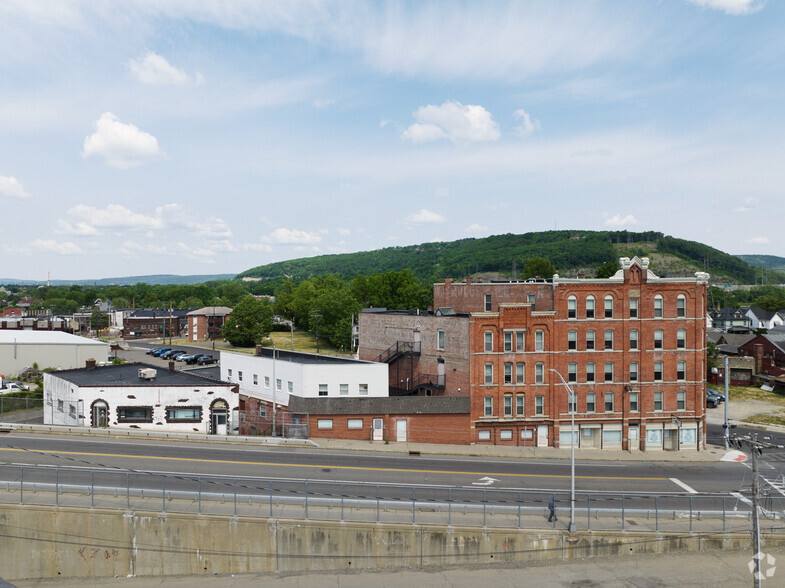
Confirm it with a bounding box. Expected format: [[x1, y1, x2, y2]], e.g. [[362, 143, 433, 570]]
[[375, 341, 421, 364], [1, 464, 783, 534]]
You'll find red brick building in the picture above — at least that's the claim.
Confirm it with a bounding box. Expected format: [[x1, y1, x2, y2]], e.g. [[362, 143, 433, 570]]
[[357, 309, 470, 396], [454, 257, 709, 451]]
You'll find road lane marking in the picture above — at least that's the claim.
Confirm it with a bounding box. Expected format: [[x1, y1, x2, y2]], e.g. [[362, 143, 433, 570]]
[[0, 446, 669, 482], [669, 477, 698, 494]]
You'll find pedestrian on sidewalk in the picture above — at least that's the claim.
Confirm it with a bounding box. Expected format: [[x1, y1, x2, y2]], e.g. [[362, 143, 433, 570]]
[[548, 494, 557, 522]]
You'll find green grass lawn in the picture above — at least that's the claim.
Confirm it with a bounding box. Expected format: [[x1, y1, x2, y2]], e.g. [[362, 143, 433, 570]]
[[719, 384, 785, 407], [162, 329, 351, 357]]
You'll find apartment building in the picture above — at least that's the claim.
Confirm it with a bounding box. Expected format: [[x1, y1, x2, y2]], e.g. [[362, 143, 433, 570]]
[[457, 257, 709, 450]]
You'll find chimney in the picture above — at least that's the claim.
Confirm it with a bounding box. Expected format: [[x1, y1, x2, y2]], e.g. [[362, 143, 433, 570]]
[[465, 278, 472, 285], [444, 278, 452, 286], [754, 344, 764, 374], [169, 360, 176, 372], [85, 358, 96, 369]]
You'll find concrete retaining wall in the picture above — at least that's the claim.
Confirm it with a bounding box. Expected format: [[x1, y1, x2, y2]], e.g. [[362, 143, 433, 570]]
[[1, 504, 782, 581]]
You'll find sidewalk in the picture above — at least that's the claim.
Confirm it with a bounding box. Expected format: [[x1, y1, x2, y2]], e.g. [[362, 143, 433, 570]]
[[13, 547, 784, 587], [313, 437, 725, 462]]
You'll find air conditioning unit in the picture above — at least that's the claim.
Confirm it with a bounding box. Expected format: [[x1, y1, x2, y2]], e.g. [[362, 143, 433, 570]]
[[138, 368, 157, 380]]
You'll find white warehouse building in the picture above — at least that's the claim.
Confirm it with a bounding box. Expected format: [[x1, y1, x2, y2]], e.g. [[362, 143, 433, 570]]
[[0, 330, 109, 378], [220, 347, 389, 408], [44, 362, 239, 434]]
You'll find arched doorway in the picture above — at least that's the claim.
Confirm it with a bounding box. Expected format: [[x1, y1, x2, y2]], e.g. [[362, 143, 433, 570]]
[[91, 400, 108, 428], [210, 399, 228, 435]]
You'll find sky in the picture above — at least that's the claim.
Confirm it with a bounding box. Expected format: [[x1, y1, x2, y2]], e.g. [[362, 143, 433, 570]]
[[1, 0, 783, 281]]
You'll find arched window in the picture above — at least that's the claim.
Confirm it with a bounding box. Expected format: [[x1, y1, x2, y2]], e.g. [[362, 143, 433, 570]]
[[676, 294, 686, 318], [585, 295, 595, 318], [654, 295, 663, 318], [604, 295, 614, 318], [567, 295, 577, 319]]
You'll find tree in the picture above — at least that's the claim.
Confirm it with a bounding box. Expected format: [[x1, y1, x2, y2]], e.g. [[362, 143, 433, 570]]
[[752, 294, 785, 312], [90, 310, 109, 331], [523, 257, 556, 279], [595, 261, 619, 279], [706, 340, 720, 376], [221, 296, 274, 347]]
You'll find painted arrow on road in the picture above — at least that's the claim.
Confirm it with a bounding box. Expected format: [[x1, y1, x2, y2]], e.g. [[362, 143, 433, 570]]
[[720, 450, 747, 462], [472, 476, 500, 486]]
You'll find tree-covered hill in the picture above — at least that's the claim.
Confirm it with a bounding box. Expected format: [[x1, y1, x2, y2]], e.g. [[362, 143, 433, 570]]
[[737, 255, 785, 273], [238, 230, 776, 284]]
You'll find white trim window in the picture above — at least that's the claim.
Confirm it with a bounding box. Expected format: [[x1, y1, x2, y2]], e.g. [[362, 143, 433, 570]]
[[654, 329, 663, 349], [484, 396, 493, 416], [677, 295, 686, 318], [604, 329, 614, 350], [535, 330, 544, 351], [654, 391, 663, 411], [567, 295, 577, 319], [484, 293, 492, 312], [677, 329, 686, 349], [504, 332, 513, 352], [586, 295, 595, 319], [629, 361, 638, 382], [629, 329, 638, 350], [437, 329, 445, 350], [654, 295, 663, 318], [317, 419, 333, 429], [604, 362, 614, 382], [629, 298, 638, 318], [586, 362, 595, 383], [535, 362, 544, 384], [484, 363, 494, 384], [586, 330, 595, 350], [347, 418, 363, 429], [568, 362, 577, 383], [484, 331, 493, 352], [654, 361, 663, 381], [568, 330, 577, 350], [677, 360, 686, 380], [604, 295, 614, 318], [516, 362, 525, 384]]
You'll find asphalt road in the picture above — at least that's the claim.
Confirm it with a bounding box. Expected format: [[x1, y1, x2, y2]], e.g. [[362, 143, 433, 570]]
[[0, 432, 752, 496]]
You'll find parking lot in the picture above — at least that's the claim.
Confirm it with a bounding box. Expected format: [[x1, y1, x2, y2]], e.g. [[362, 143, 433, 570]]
[[116, 342, 221, 374]]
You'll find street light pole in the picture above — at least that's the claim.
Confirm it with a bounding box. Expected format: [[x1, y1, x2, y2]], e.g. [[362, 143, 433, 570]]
[[549, 368, 576, 533]]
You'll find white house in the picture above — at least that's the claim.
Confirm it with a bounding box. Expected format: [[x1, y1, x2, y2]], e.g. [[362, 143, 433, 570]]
[[43, 362, 239, 434], [220, 347, 389, 408], [0, 330, 108, 378], [745, 307, 785, 331]]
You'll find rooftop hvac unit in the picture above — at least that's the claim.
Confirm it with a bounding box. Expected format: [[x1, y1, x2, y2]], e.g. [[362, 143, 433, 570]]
[[138, 368, 157, 380]]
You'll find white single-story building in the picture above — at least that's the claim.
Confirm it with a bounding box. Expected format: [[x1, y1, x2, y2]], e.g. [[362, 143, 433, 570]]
[[0, 330, 109, 378], [220, 347, 388, 408], [43, 362, 239, 434]]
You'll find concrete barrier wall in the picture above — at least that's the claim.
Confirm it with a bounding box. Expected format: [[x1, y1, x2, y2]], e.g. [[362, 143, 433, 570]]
[[1, 504, 782, 581]]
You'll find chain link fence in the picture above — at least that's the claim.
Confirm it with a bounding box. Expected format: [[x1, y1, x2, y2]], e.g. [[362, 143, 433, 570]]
[[0, 396, 43, 424]]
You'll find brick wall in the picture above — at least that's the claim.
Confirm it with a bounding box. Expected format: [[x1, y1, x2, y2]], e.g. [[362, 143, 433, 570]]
[[308, 413, 471, 445]]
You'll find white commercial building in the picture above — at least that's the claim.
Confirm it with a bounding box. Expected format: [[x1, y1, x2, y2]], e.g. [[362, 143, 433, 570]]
[[220, 348, 388, 407], [0, 330, 109, 378], [43, 363, 239, 434]]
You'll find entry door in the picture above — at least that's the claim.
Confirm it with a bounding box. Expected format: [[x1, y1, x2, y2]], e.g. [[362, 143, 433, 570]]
[[396, 419, 407, 442], [372, 418, 384, 441], [92, 403, 108, 428], [628, 426, 639, 451], [537, 425, 549, 447], [212, 409, 228, 435]]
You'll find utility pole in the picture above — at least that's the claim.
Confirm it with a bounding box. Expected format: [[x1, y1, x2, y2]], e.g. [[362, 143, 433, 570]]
[[312, 310, 321, 354], [723, 355, 730, 449], [730, 433, 783, 587]]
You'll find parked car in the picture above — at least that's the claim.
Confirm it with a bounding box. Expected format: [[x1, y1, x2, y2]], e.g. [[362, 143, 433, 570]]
[[185, 354, 207, 365], [152, 348, 171, 357], [706, 391, 720, 408], [1, 382, 23, 392], [173, 352, 193, 361], [160, 349, 185, 359], [177, 353, 197, 362], [196, 355, 217, 365], [707, 388, 726, 402]]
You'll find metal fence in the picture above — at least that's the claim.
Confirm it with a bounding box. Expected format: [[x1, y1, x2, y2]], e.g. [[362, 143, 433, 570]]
[[1, 464, 783, 534], [239, 410, 309, 438], [0, 396, 43, 424]]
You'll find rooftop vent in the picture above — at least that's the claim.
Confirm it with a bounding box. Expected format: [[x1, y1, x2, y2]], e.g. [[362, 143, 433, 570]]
[[138, 368, 157, 381]]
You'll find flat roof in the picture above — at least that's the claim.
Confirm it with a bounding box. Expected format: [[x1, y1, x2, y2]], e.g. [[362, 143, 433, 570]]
[[226, 348, 376, 365], [0, 331, 107, 346], [49, 362, 232, 387]]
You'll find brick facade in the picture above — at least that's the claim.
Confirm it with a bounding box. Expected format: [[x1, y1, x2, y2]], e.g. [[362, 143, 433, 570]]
[[358, 310, 470, 396], [464, 257, 708, 450]]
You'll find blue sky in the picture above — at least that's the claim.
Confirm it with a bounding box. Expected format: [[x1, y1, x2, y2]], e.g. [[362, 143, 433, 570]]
[[0, 0, 782, 280]]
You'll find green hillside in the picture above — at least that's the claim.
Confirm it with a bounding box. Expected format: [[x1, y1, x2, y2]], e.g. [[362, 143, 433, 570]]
[[237, 230, 774, 285], [737, 255, 785, 273]]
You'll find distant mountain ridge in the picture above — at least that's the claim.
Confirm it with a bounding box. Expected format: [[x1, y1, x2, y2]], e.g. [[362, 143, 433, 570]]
[[237, 230, 778, 285], [737, 254, 785, 273], [0, 274, 236, 286]]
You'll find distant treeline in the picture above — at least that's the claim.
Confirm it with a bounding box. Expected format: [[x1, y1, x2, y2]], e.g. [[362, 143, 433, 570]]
[[237, 230, 773, 284]]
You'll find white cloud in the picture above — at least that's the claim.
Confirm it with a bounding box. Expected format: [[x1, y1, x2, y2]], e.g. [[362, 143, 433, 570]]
[[434, 187, 449, 197], [402, 102, 500, 146], [687, 0, 765, 15], [264, 227, 322, 244], [604, 214, 639, 228], [243, 242, 273, 252], [513, 109, 541, 138], [128, 51, 196, 85], [55, 219, 99, 236], [734, 196, 759, 212], [746, 236, 770, 244], [406, 209, 445, 224], [65, 204, 164, 231], [337, 228, 351, 236], [82, 112, 163, 169], [466, 223, 489, 234], [313, 98, 334, 108], [0, 175, 31, 199], [29, 239, 83, 255]]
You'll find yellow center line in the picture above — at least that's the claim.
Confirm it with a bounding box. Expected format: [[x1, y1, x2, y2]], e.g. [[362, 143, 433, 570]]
[[0, 447, 669, 481]]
